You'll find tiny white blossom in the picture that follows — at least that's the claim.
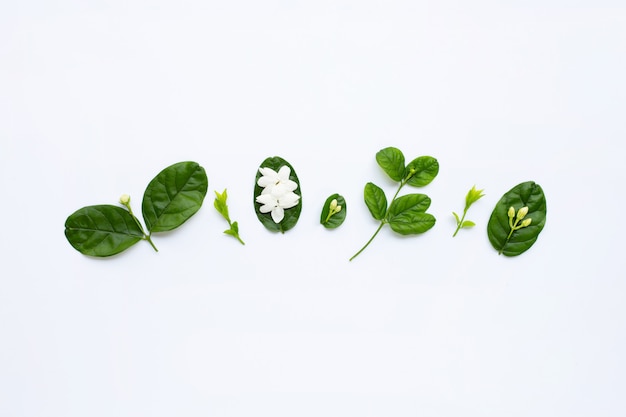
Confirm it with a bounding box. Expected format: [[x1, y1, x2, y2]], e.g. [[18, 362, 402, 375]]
[[119, 194, 131, 205], [256, 191, 300, 223], [257, 166, 298, 196]]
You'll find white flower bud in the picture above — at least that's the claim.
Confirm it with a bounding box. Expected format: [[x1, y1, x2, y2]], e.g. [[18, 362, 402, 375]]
[[517, 206, 529, 220], [329, 199, 338, 211], [521, 218, 532, 228], [119, 194, 131, 205]]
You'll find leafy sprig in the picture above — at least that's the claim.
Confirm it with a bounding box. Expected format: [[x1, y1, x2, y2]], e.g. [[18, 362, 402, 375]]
[[350, 147, 439, 261], [65, 161, 208, 257], [452, 185, 485, 237], [214, 189, 245, 245]]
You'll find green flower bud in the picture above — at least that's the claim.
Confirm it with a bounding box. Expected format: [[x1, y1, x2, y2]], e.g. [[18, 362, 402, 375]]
[[517, 206, 529, 220], [521, 218, 532, 228], [508, 206, 515, 219]]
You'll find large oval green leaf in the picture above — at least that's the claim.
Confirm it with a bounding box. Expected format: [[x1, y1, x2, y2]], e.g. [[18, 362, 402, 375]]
[[387, 193, 435, 235], [142, 161, 208, 233], [364, 182, 387, 220], [65, 205, 144, 257], [320, 193, 347, 229], [387, 193, 431, 218], [388, 212, 436, 235], [405, 156, 439, 187], [487, 181, 547, 256], [253, 156, 302, 233], [376, 147, 406, 182]]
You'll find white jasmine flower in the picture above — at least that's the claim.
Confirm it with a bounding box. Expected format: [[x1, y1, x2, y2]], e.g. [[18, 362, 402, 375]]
[[256, 191, 300, 223], [257, 166, 298, 196]]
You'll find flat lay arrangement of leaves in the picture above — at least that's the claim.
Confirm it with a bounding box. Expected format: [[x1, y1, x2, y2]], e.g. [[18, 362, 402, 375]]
[[349, 147, 439, 261], [65, 151, 547, 260], [65, 161, 208, 257]]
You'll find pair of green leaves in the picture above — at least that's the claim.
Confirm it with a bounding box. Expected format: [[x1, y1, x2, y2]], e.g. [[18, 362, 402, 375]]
[[488, 181, 547, 256], [65, 161, 208, 257], [350, 147, 439, 261]]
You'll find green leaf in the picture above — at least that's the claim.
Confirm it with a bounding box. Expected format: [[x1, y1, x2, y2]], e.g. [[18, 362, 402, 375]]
[[405, 156, 439, 187], [320, 193, 347, 229], [487, 181, 547, 256], [214, 189, 230, 220], [387, 193, 431, 219], [65, 205, 144, 257], [462, 220, 476, 228], [452, 212, 461, 224], [253, 156, 302, 233], [364, 182, 387, 220], [388, 212, 436, 235], [375, 147, 406, 182], [142, 161, 208, 233], [387, 194, 435, 235]]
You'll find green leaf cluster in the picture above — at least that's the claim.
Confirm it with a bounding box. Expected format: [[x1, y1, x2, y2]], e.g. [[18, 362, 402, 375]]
[[253, 156, 302, 233], [320, 194, 347, 229], [452, 185, 485, 237], [350, 147, 438, 261], [214, 189, 245, 245], [487, 181, 547, 256], [65, 161, 208, 257]]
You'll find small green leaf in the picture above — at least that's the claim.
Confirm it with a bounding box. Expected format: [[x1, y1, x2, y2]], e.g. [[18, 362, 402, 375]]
[[320, 193, 347, 229], [388, 212, 436, 235], [65, 205, 144, 257], [253, 156, 302, 233], [231, 221, 239, 234], [387, 193, 431, 219], [462, 220, 476, 228], [487, 181, 547, 256], [405, 156, 439, 187], [453, 212, 460, 224], [376, 147, 406, 182], [214, 190, 229, 220], [142, 161, 208, 233], [364, 182, 387, 220]]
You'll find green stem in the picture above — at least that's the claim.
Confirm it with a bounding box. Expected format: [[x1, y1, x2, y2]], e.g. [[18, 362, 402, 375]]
[[144, 234, 159, 252], [124, 203, 158, 252], [452, 207, 468, 237], [350, 182, 406, 261], [499, 219, 521, 255], [350, 222, 385, 261]]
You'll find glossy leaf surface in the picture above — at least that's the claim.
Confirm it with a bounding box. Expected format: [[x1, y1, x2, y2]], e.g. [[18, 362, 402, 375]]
[[376, 147, 406, 182], [142, 161, 208, 233], [487, 181, 547, 256], [387, 193, 435, 235], [364, 182, 387, 220], [253, 156, 302, 233], [405, 156, 439, 187], [387, 193, 431, 218], [65, 205, 144, 257], [388, 212, 436, 235], [320, 193, 347, 229]]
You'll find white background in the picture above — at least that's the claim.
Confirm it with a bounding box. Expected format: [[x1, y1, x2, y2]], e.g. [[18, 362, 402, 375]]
[[1, 1, 625, 416]]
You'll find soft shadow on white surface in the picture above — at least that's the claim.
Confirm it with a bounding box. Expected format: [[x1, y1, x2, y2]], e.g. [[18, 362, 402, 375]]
[[1, 1, 625, 416]]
